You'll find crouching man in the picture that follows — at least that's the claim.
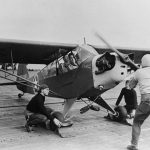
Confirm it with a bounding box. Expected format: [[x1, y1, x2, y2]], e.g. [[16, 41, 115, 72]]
[[105, 80, 138, 125], [115, 80, 138, 119], [24, 84, 62, 134]]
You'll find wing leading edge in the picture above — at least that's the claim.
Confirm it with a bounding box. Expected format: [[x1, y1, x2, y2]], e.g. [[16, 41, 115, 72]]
[[0, 38, 149, 64], [0, 38, 77, 64]]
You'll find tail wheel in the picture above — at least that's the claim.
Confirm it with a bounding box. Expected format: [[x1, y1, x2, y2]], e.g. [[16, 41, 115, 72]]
[[114, 106, 127, 121], [18, 93, 24, 98]]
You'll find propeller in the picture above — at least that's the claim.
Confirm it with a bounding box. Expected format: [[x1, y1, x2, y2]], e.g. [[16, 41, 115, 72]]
[[95, 32, 139, 71]]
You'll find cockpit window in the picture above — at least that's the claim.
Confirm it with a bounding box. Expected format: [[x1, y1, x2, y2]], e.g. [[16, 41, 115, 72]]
[[40, 60, 57, 78], [40, 45, 98, 77], [75, 45, 98, 64], [40, 50, 79, 77], [58, 52, 78, 73]]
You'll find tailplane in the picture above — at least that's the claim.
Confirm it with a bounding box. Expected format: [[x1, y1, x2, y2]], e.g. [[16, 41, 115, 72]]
[[17, 64, 29, 79], [16, 64, 30, 93]]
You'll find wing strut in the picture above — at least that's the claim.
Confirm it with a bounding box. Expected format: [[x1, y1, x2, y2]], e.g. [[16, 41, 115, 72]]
[[89, 95, 116, 114], [10, 49, 15, 73], [0, 68, 40, 87], [0, 68, 63, 97]]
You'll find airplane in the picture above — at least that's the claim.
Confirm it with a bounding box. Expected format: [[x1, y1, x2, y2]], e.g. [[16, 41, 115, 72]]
[[0, 33, 149, 124], [1, 63, 17, 70]]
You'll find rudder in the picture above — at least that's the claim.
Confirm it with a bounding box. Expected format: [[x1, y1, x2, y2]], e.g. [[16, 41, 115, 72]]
[[16, 64, 29, 93], [17, 64, 29, 79]]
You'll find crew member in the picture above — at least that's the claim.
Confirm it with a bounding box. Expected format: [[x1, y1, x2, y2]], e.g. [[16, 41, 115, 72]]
[[116, 80, 138, 118], [127, 54, 150, 150], [68, 52, 78, 68], [59, 55, 70, 73], [104, 80, 137, 124], [25, 84, 62, 132]]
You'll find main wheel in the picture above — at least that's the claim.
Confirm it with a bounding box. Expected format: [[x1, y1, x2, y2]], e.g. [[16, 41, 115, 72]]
[[114, 106, 127, 122]]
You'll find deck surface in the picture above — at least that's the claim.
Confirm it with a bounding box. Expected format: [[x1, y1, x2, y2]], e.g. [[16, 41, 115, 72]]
[[0, 71, 149, 150]]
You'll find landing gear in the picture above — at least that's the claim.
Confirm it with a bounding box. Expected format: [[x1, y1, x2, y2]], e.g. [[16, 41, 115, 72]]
[[62, 98, 76, 119], [114, 106, 127, 122], [89, 95, 116, 114], [104, 106, 133, 125], [105, 106, 128, 122]]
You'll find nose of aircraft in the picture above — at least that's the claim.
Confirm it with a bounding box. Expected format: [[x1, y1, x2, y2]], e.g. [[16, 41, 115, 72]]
[[92, 54, 128, 90]]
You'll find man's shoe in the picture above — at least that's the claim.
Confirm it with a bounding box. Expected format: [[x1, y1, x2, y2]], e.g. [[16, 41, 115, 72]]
[[61, 121, 73, 127], [125, 118, 133, 126], [25, 123, 32, 132], [127, 145, 138, 150], [54, 128, 63, 138]]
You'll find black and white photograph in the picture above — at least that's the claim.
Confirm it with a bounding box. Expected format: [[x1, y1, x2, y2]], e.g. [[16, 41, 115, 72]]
[[0, 0, 150, 150]]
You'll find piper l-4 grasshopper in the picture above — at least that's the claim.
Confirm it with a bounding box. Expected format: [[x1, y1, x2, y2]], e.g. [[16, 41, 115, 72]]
[[0, 33, 148, 120]]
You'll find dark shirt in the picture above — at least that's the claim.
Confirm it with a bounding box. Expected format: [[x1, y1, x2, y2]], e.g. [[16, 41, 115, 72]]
[[115, 87, 137, 109], [26, 93, 54, 120]]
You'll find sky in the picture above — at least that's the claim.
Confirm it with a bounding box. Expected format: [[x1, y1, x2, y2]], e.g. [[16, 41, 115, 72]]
[[0, 0, 150, 69]]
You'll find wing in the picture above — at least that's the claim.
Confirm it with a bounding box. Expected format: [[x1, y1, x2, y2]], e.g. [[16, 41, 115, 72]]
[[0, 38, 149, 65], [0, 38, 77, 64], [92, 45, 150, 64]]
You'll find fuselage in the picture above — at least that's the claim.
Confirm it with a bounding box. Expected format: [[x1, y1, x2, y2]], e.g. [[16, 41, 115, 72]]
[[16, 44, 128, 99]]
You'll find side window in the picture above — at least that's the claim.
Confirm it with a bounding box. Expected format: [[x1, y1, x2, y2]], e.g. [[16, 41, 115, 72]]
[[40, 61, 57, 78], [47, 61, 56, 77]]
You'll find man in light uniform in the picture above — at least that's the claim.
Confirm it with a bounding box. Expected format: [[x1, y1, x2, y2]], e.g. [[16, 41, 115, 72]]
[[127, 54, 150, 150]]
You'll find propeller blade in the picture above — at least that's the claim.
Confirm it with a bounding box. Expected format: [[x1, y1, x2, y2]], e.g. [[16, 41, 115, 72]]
[[95, 32, 139, 71], [80, 105, 90, 114]]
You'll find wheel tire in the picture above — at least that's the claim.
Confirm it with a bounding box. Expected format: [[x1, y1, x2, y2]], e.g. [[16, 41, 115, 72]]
[[114, 106, 127, 122], [51, 111, 65, 122]]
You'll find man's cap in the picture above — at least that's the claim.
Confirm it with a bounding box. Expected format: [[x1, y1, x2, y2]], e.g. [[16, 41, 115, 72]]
[[141, 54, 150, 67]]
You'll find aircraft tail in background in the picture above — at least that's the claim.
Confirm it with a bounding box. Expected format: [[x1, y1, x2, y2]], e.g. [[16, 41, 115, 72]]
[[17, 64, 29, 80], [16, 64, 35, 95]]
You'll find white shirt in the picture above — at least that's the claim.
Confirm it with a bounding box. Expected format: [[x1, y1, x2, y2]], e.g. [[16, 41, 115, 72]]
[[133, 67, 150, 94]]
